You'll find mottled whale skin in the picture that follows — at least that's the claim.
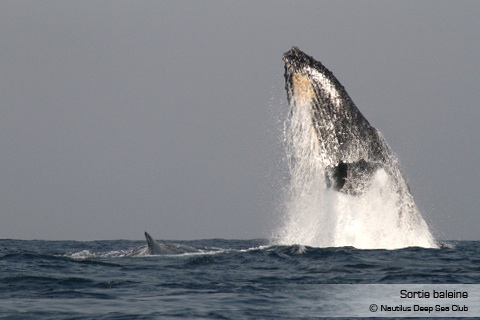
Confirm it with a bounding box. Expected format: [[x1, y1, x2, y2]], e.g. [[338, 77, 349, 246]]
[[283, 47, 416, 215]]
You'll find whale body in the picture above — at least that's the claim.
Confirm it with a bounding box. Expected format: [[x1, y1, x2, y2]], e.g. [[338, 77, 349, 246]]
[[282, 47, 417, 216]]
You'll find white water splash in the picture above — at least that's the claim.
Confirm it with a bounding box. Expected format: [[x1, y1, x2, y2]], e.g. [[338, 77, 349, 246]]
[[273, 102, 437, 249]]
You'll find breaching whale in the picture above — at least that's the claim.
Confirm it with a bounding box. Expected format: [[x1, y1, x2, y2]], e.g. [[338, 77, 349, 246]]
[[282, 47, 419, 217]]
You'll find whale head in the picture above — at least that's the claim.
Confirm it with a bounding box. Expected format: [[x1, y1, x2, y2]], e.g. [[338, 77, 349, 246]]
[[282, 46, 349, 111], [282, 47, 388, 166]]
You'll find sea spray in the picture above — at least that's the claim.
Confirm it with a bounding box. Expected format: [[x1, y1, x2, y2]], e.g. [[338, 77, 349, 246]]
[[275, 101, 436, 249]]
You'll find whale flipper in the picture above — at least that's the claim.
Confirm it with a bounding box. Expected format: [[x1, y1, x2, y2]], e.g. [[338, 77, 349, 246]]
[[325, 160, 384, 195]]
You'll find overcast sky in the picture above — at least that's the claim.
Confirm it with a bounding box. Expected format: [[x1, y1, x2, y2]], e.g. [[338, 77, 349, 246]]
[[1, 1, 479, 241]]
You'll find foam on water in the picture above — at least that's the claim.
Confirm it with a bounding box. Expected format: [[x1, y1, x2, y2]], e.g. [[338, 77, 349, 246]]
[[65, 247, 228, 260], [273, 100, 437, 249]]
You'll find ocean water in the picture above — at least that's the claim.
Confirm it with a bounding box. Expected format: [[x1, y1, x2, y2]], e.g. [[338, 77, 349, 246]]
[[1, 238, 480, 319]]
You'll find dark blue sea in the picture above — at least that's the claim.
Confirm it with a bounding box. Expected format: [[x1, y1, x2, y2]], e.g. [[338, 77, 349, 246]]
[[1, 238, 479, 319]]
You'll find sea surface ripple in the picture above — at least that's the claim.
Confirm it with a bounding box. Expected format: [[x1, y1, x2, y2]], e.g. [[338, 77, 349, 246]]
[[0, 239, 479, 319]]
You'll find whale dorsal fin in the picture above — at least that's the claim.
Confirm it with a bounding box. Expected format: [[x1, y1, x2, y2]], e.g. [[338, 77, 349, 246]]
[[144, 231, 165, 254]]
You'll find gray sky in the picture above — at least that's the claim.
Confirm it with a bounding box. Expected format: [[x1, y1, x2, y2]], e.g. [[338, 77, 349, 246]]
[[1, 1, 479, 241]]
